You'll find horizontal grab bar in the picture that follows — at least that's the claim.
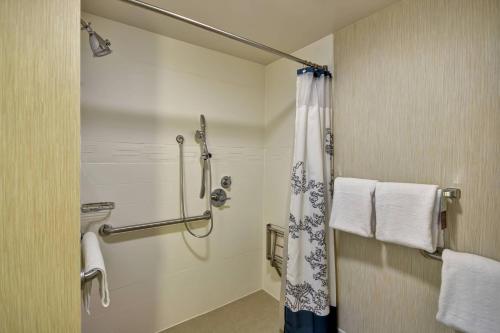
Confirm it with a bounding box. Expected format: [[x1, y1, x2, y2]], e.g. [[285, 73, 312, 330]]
[[99, 210, 211, 236]]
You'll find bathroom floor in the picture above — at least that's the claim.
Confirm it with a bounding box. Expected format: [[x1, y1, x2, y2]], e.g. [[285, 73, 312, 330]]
[[162, 290, 280, 333]]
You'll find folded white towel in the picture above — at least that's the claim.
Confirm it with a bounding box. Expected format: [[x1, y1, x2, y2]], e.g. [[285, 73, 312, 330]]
[[375, 182, 440, 252], [437, 250, 500, 333], [82, 232, 110, 314], [329, 177, 377, 237]]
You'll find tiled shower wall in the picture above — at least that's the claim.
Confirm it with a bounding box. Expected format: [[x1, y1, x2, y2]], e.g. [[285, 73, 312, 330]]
[[81, 13, 265, 333]]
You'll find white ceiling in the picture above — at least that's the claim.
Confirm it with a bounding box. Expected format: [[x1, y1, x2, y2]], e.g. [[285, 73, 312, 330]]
[[82, 0, 399, 64]]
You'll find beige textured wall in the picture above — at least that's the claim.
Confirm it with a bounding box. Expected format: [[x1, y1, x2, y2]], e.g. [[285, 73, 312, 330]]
[[0, 1, 81, 332], [333, 0, 500, 332]]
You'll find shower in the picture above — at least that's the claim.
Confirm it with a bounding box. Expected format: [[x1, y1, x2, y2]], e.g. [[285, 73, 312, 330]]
[[177, 115, 214, 238], [196, 115, 211, 199], [98, 115, 222, 237], [80, 19, 112, 57]]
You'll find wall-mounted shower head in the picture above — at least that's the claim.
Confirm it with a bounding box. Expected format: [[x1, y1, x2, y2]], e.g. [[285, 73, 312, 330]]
[[81, 19, 112, 57]]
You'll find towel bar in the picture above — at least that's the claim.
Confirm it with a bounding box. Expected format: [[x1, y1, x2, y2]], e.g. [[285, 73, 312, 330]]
[[420, 187, 461, 261]]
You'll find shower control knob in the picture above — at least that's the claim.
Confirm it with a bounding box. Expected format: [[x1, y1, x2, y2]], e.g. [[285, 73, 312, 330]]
[[221, 176, 232, 189], [211, 188, 230, 207]]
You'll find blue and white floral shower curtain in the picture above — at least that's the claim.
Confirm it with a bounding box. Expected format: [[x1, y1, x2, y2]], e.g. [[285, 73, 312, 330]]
[[284, 67, 336, 332]]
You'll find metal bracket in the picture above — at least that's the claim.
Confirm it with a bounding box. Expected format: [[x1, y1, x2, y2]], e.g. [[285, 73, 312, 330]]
[[442, 188, 461, 199], [80, 268, 101, 285], [420, 187, 461, 261]]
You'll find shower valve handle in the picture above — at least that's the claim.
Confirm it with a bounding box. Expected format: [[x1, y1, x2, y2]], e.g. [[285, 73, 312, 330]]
[[211, 189, 230, 207]]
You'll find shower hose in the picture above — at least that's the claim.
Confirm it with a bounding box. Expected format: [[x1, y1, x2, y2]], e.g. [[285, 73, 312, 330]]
[[178, 138, 214, 238]]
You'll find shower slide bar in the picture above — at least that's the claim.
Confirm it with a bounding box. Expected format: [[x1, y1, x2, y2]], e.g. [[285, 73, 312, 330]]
[[99, 210, 212, 236], [119, 0, 327, 70]]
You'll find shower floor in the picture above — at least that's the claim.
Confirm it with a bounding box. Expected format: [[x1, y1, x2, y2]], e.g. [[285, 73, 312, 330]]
[[162, 290, 280, 333]]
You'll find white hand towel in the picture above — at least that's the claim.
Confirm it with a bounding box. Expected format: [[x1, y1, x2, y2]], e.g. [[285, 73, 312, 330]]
[[82, 232, 110, 314], [329, 177, 377, 237], [375, 182, 440, 252], [437, 250, 500, 333]]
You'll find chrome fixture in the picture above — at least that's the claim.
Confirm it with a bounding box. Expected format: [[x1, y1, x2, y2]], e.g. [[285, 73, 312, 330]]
[[99, 122, 218, 238], [80, 19, 112, 57], [210, 188, 230, 207], [195, 114, 206, 142], [81, 268, 101, 285], [420, 247, 444, 261], [99, 211, 212, 236], [442, 187, 461, 199], [119, 0, 326, 69], [81, 202, 115, 214], [178, 130, 214, 238], [419, 187, 461, 261], [266, 224, 285, 277], [196, 115, 212, 199], [221, 176, 232, 189]]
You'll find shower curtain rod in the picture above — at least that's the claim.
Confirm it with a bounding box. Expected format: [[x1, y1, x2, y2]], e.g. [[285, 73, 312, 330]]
[[120, 0, 327, 69]]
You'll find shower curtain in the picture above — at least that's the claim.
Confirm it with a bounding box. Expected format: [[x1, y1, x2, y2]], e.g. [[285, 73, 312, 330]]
[[284, 67, 336, 332]]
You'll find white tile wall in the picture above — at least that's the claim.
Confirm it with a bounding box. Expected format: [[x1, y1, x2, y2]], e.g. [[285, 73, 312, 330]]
[[81, 13, 265, 333], [81, 12, 333, 332]]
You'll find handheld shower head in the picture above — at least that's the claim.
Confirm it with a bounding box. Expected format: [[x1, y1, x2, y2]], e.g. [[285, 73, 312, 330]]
[[195, 114, 211, 199], [195, 114, 206, 142], [81, 19, 112, 57], [200, 114, 206, 132]]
